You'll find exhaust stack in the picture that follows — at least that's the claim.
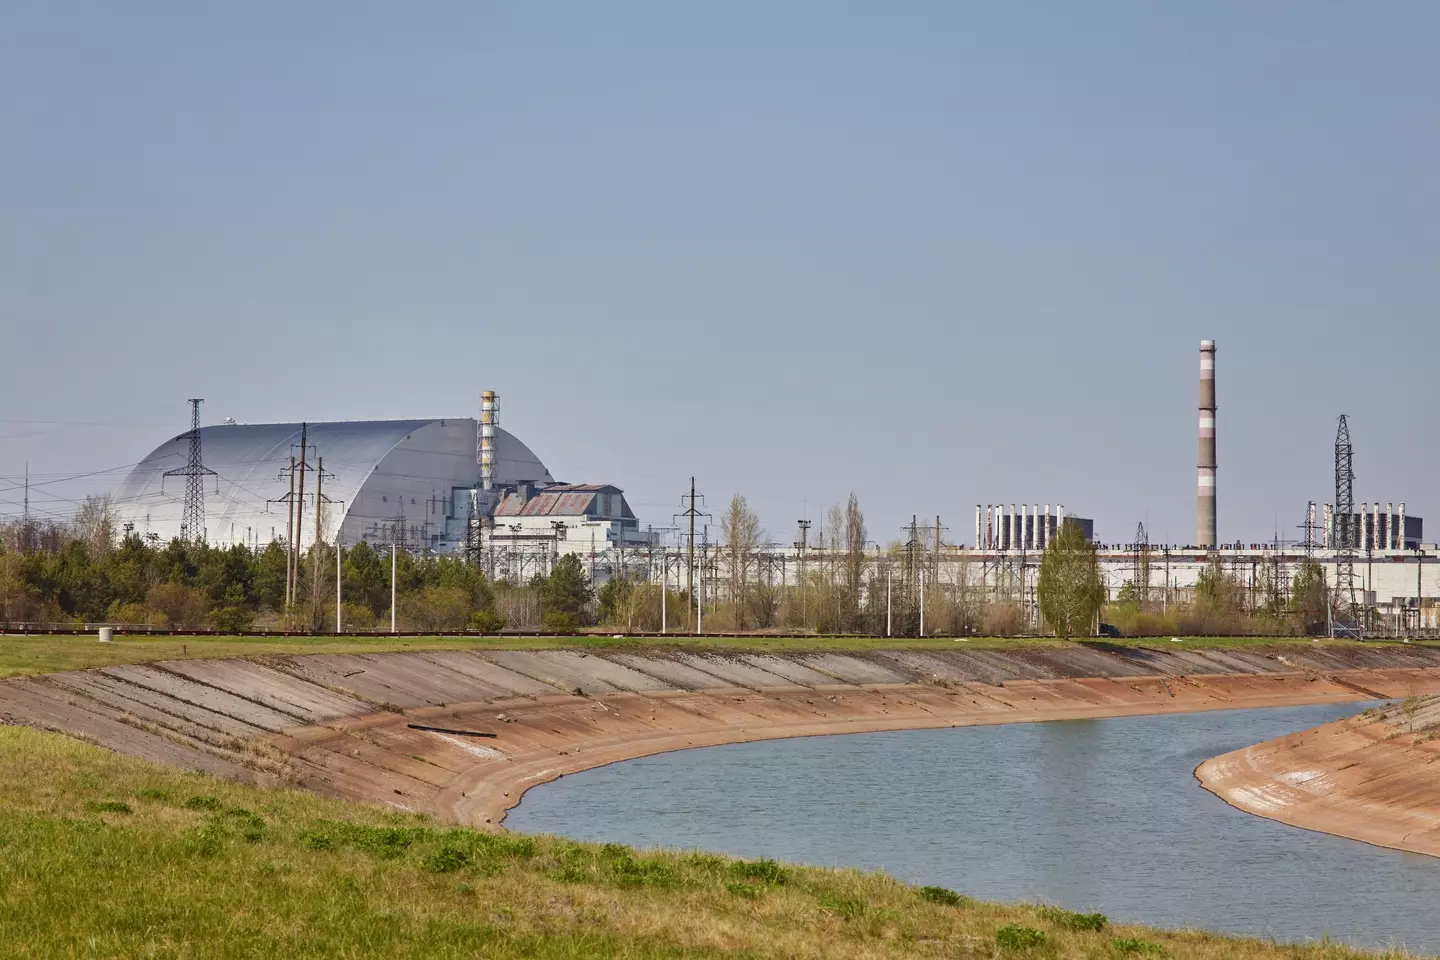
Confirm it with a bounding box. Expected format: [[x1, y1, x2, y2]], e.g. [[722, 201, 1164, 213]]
[[1198, 340, 1217, 548], [479, 391, 498, 491]]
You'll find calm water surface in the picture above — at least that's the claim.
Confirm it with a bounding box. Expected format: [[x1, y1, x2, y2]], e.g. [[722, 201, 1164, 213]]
[[507, 702, 1440, 954]]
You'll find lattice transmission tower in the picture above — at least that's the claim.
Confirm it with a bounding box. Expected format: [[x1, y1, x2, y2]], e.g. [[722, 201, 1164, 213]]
[[1332, 415, 1360, 636], [1132, 522, 1150, 610], [163, 399, 217, 543]]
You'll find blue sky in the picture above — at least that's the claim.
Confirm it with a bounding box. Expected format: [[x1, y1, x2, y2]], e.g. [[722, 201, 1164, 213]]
[[2, 3, 1436, 547]]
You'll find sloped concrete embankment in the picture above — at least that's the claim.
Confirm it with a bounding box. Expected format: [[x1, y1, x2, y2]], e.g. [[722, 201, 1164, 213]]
[[1197, 693, 1440, 857], [4, 644, 1440, 828]]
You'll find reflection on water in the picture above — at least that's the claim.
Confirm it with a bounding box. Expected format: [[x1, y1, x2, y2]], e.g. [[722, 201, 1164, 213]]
[[507, 702, 1440, 953]]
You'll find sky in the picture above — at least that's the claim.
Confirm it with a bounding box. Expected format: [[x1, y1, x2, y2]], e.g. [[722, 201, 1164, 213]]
[[2, 2, 1437, 548]]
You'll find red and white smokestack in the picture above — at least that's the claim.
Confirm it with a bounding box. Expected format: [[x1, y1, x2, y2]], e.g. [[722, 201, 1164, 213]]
[[479, 391, 498, 491], [1198, 340, 1217, 548]]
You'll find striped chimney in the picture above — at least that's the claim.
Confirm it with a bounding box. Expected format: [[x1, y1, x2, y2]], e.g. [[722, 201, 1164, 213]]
[[479, 391, 498, 491], [1198, 340, 1217, 548]]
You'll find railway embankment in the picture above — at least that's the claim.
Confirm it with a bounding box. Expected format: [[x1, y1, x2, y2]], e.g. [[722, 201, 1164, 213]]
[[4, 642, 1440, 828]]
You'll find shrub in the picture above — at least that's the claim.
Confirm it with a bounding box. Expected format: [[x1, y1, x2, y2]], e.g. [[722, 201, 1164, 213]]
[[984, 601, 1026, 636], [341, 602, 376, 631], [183, 795, 223, 811], [470, 609, 506, 633], [541, 610, 580, 633], [398, 586, 474, 632], [182, 822, 227, 857], [729, 858, 787, 885], [208, 605, 254, 633], [299, 830, 336, 851], [421, 847, 470, 874], [550, 864, 590, 884], [1037, 905, 1107, 931], [816, 893, 865, 920], [995, 925, 1047, 951], [606, 852, 680, 889], [919, 885, 965, 906], [146, 583, 210, 629], [105, 601, 157, 627], [84, 800, 131, 814], [1110, 937, 1165, 955]]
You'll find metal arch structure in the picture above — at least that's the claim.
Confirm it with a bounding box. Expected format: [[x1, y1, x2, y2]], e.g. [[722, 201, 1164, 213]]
[[162, 399, 217, 543], [1332, 415, 1361, 637], [115, 418, 553, 551]]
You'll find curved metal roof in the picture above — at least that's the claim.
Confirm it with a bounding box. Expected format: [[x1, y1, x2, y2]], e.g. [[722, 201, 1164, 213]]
[[111, 418, 551, 547]]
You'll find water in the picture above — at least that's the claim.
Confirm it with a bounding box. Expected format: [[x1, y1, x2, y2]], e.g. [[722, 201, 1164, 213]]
[[507, 702, 1440, 954]]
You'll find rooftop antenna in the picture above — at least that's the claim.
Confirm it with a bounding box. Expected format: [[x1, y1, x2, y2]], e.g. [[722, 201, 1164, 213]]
[[163, 399, 217, 543]]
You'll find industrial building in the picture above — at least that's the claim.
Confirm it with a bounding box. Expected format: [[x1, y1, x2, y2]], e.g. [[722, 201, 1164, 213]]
[[111, 396, 645, 578], [484, 483, 650, 582], [974, 504, 1093, 552]]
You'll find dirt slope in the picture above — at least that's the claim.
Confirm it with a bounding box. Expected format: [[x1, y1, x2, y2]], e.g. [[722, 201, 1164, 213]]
[[4, 643, 1439, 828]]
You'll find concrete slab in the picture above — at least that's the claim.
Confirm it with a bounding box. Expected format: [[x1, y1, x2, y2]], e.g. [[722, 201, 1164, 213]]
[[161, 660, 368, 724]]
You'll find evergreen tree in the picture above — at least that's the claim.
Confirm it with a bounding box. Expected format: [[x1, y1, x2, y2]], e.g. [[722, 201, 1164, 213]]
[[538, 555, 593, 628]]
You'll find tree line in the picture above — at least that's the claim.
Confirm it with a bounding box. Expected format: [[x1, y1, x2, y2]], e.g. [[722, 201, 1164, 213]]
[[2, 494, 1342, 636]]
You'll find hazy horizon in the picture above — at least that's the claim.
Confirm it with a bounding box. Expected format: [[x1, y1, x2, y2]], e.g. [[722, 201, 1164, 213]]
[[3, 3, 1437, 547]]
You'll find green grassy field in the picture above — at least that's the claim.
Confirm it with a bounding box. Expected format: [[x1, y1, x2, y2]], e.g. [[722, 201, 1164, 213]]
[[0, 724, 1415, 959], [0, 632, 1428, 679]]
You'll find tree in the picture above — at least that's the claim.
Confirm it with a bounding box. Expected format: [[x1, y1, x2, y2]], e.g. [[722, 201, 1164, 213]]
[[339, 541, 388, 615], [254, 540, 290, 611], [722, 494, 762, 629], [537, 555, 593, 628], [1290, 560, 1329, 632], [841, 493, 866, 632], [1037, 522, 1103, 639], [71, 495, 117, 561], [1195, 556, 1243, 612]]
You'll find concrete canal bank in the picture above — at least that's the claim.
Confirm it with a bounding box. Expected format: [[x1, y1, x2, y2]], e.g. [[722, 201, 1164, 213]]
[[1198, 693, 1440, 858], [4, 643, 1440, 829]]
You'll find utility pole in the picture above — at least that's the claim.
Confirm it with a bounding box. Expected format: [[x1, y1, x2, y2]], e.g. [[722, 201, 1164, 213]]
[[674, 478, 709, 610], [268, 456, 298, 606], [163, 399, 217, 543], [311, 456, 337, 628], [934, 515, 943, 585], [335, 539, 343, 633], [886, 571, 892, 637], [919, 571, 926, 637], [294, 423, 308, 610]]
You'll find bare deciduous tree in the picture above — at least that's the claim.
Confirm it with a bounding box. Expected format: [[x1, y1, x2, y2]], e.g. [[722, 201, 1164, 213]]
[[71, 495, 117, 560], [842, 493, 866, 632], [722, 494, 762, 628]]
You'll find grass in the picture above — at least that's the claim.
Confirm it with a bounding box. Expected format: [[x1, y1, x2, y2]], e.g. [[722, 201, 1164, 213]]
[[0, 631, 1428, 679], [0, 725, 1425, 959]]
